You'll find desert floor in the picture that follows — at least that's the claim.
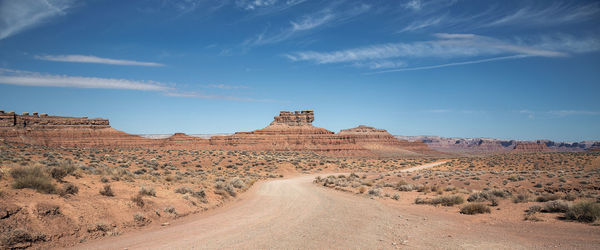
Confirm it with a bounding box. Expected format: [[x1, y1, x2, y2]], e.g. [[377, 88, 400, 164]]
[[74, 162, 600, 249]]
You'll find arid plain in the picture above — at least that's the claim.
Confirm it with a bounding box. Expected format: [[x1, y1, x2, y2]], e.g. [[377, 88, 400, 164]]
[[1, 110, 599, 249]]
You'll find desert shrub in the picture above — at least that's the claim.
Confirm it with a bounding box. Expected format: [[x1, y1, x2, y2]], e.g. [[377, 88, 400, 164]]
[[230, 178, 246, 189], [224, 183, 236, 197], [100, 176, 109, 183], [175, 186, 193, 194], [512, 193, 530, 203], [392, 194, 400, 200], [133, 213, 146, 222], [397, 184, 415, 192], [431, 195, 464, 206], [467, 191, 491, 202], [564, 201, 600, 223], [131, 194, 145, 207], [163, 206, 176, 214], [1, 228, 45, 247], [368, 188, 382, 196], [526, 205, 542, 214], [414, 197, 427, 204], [542, 200, 569, 213], [11, 166, 56, 194], [58, 183, 79, 196], [524, 213, 543, 221], [49, 167, 67, 181], [536, 193, 561, 202], [194, 189, 206, 198], [99, 184, 114, 196], [139, 186, 156, 196], [489, 189, 510, 198], [460, 203, 491, 215]]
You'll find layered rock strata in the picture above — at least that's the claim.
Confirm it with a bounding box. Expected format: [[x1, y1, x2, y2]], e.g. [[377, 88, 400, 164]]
[[0, 110, 438, 157]]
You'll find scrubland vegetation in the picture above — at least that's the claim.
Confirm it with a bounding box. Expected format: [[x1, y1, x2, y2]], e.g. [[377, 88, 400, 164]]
[[315, 152, 600, 224]]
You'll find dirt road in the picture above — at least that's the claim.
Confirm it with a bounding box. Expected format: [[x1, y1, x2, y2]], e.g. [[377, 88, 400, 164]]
[[75, 162, 600, 249]]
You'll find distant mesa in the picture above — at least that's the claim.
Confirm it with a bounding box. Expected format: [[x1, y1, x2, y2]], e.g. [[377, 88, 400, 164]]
[[0, 109, 438, 157], [511, 141, 553, 153], [396, 135, 598, 154]]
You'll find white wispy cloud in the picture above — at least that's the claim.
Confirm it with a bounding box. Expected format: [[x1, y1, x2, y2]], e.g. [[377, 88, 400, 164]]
[[0, 68, 170, 91], [236, 0, 278, 10], [291, 13, 335, 31], [0, 68, 265, 102], [35, 54, 165, 67], [371, 55, 529, 73], [548, 110, 600, 117], [286, 33, 600, 72], [0, 0, 73, 40], [353, 60, 406, 70], [244, 3, 370, 46], [400, 16, 444, 32], [286, 33, 569, 64], [518, 109, 535, 119], [404, 0, 422, 11], [203, 84, 249, 90], [487, 2, 600, 27]]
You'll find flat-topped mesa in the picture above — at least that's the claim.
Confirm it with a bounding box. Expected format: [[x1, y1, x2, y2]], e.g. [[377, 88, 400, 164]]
[[0, 110, 110, 129], [512, 141, 553, 153], [338, 125, 389, 135], [270, 110, 314, 127]]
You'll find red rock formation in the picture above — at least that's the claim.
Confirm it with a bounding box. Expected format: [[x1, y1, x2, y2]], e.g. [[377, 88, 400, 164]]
[[512, 142, 553, 153], [0, 110, 440, 157], [339, 125, 439, 156]]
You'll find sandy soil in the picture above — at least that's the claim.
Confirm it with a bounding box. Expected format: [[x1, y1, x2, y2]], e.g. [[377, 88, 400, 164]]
[[73, 162, 600, 249]]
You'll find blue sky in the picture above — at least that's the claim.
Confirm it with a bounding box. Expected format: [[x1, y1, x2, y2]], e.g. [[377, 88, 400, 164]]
[[0, 0, 599, 141]]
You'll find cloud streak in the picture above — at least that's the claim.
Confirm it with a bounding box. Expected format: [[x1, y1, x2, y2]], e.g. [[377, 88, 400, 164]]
[[244, 3, 370, 46], [0, 68, 266, 102], [487, 2, 600, 27], [203, 84, 249, 90], [0, 0, 73, 40], [286, 33, 600, 72], [35, 54, 165, 67], [0, 68, 169, 91], [286, 33, 568, 64]]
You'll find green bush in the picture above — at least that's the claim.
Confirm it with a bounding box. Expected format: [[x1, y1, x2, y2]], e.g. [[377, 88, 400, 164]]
[[460, 203, 491, 215], [565, 201, 600, 223], [10, 167, 56, 194]]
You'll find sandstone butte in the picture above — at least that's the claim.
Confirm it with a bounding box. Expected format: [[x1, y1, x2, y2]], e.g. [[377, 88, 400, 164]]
[[0, 110, 438, 157], [511, 141, 554, 153]]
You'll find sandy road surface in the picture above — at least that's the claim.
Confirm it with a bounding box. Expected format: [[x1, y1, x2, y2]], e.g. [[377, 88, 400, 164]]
[[75, 161, 600, 249]]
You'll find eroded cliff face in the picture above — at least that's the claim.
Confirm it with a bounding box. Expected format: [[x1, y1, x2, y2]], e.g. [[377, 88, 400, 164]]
[[0, 110, 438, 157], [396, 136, 597, 154], [512, 142, 553, 153]]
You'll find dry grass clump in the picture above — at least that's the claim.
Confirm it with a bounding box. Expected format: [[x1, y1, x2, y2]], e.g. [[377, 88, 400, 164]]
[[541, 200, 569, 213], [139, 186, 156, 196], [130, 194, 145, 207], [512, 193, 530, 203], [565, 201, 600, 223], [99, 184, 114, 196], [58, 183, 79, 197], [10, 166, 56, 194], [460, 203, 491, 215], [416, 195, 464, 206]]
